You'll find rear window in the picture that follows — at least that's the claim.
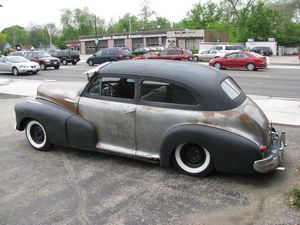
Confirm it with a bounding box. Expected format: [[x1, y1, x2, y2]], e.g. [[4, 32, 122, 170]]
[[221, 78, 242, 100]]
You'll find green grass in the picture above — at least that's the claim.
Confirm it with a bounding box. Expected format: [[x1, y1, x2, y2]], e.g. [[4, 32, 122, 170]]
[[289, 188, 300, 207]]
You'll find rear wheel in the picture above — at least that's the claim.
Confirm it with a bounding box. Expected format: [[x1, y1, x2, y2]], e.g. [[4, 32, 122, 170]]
[[25, 120, 51, 151], [246, 63, 255, 71], [172, 143, 214, 177], [214, 62, 222, 70], [193, 56, 199, 62], [12, 67, 19, 76], [54, 65, 60, 69], [72, 61, 77, 65]]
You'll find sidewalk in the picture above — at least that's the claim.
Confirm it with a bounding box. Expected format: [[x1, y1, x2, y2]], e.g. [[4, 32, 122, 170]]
[[267, 55, 300, 66], [1, 78, 300, 126]]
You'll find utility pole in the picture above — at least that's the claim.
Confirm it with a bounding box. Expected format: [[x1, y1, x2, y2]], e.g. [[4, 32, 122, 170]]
[[94, 16, 98, 52]]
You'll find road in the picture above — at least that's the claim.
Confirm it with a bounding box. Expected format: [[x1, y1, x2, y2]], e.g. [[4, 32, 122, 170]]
[[0, 62, 300, 99], [0, 98, 299, 225]]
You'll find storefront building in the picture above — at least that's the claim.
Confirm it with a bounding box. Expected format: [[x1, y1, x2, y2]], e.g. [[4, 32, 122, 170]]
[[79, 29, 228, 55]]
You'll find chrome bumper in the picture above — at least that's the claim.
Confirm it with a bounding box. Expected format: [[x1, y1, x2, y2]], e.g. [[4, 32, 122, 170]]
[[253, 131, 287, 173]]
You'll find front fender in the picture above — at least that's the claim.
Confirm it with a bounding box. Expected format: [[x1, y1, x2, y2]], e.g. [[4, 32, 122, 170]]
[[159, 124, 261, 174], [15, 99, 97, 150]]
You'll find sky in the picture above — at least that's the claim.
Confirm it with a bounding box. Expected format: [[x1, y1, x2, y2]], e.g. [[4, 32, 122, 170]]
[[0, 0, 200, 31]]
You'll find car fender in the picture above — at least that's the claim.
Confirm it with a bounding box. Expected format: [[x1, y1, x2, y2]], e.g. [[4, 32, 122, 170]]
[[15, 99, 97, 150], [159, 124, 261, 174]]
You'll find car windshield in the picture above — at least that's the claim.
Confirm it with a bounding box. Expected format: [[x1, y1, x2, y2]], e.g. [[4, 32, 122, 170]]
[[38, 52, 51, 58], [9, 56, 29, 63]]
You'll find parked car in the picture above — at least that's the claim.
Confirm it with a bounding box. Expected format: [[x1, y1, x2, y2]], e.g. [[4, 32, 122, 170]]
[[132, 47, 151, 55], [52, 50, 80, 65], [87, 48, 133, 66], [0, 56, 40, 75], [193, 49, 222, 61], [134, 51, 160, 60], [14, 60, 286, 177], [23, 51, 60, 70], [209, 51, 267, 71], [159, 48, 194, 61], [250, 46, 273, 56]]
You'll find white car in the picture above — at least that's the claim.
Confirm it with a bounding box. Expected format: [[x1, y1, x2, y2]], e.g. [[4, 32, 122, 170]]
[[194, 49, 224, 61], [0, 56, 40, 76]]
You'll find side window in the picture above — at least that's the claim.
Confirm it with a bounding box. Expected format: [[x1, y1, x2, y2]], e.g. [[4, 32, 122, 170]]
[[176, 50, 183, 54], [88, 77, 135, 99], [140, 80, 198, 106], [167, 49, 177, 55], [238, 53, 248, 58], [96, 50, 102, 56], [32, 52, 38, 58], [215, 46, 223, 50], [226, 53, 238, 58]]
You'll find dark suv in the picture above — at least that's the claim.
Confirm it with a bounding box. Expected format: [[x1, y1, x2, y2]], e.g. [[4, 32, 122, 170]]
[[251, 47, 273, 56], [23, 51, 60, 70], [52, 50, 80, 65], [87, 48, 133, 66]]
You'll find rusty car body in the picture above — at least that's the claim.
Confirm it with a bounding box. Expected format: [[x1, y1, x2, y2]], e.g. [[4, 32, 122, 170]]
[[14, 60, 286, 176]]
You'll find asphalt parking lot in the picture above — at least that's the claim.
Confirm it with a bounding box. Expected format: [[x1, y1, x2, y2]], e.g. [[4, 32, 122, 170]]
[[0, 96, 299, 225]]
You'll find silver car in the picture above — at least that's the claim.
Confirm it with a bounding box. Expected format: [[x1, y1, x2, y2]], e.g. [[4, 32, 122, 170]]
[[14, 60, 286, 177], [0, 56, 40, 75]]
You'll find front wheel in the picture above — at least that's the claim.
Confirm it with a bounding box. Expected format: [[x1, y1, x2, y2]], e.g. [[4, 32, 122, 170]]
[[246, 63, 255, 71], [193, 56, 199, 62], [25, 120, 51, 151], [12, 67, 19, 76], [40, 63, 46, 70], [88, 60, 94, 66], [61, 59, 68, 65], [214, 62, 222, 70], [172, 143, 214, 177], [54, 65, 60, 70], [72, 61, 77, 65]]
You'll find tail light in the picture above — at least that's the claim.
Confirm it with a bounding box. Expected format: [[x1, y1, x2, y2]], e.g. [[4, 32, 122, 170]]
[[260, 145, 268, 153], [118, 54, 123, 59]]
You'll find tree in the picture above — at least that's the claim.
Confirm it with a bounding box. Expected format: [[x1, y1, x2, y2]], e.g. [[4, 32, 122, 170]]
[[1, 25, 29, 45], [27, 24, 49, 48], [174, 1, 222, 29], [107, 14, 140, 33], [0, 32, 6, 42], [139, 0, 156, 30]]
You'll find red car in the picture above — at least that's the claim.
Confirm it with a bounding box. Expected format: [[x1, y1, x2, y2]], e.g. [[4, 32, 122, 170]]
[[134, 48, 193, 61], [209, 51, 267, 71]]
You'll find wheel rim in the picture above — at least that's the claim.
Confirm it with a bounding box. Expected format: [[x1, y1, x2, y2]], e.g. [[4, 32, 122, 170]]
[[62, 60, 67, 65], [214, 62, 221, 69], [247, 63, 254, 71], [26, 121, 46, 148], [175, 144, 210, 174], [89, 60, 93, 66], [41, 64, 45, 70]]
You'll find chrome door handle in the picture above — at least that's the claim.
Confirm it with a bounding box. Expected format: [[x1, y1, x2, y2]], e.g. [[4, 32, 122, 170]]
[[125, 109, 136, 117]]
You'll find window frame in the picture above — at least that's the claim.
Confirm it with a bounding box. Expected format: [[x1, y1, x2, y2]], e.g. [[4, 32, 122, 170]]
[[138, 76, 201, 110], [81, 73, 138, 104]]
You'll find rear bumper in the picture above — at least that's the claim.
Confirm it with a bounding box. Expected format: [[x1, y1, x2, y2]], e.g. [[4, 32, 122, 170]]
[[253, 131, 287, 173]]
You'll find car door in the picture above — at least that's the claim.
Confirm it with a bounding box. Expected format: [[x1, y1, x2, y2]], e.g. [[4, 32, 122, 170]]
[[135, 79, 200, 160], [237, 53, 249, 68], [78, 75, 137, 156], [223, 53, 238, 68], [0, 57, 12, 72], [94, 50, 103, 64]]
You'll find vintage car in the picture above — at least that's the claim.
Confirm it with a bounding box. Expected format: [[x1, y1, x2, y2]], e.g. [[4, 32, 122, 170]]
[[14, 60, 286, 176]]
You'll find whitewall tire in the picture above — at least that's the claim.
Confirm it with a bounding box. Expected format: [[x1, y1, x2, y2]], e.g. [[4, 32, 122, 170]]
[[25, 120, 51, 151], [173, 143, 213, 176]]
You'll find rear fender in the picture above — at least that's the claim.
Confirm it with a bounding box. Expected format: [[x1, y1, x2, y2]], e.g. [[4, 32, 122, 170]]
[[159, 124, 261, 174]]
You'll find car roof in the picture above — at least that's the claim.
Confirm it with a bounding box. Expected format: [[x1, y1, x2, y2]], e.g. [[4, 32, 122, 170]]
[[98, 60, 246, 110]]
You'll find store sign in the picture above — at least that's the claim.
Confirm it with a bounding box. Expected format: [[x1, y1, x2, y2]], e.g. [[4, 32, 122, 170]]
[[99, 34, 143, 41]]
